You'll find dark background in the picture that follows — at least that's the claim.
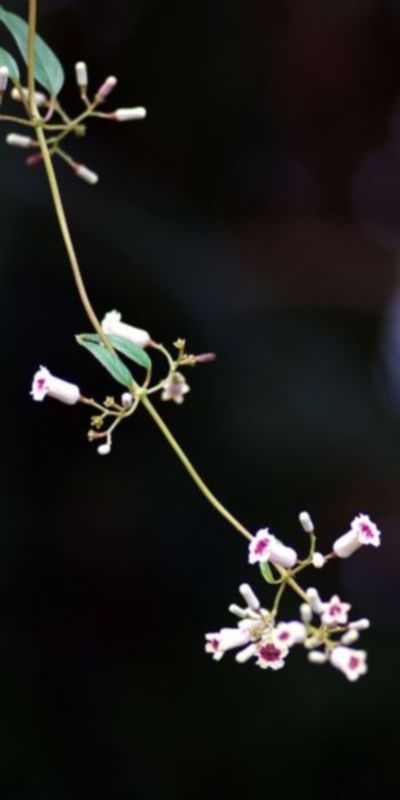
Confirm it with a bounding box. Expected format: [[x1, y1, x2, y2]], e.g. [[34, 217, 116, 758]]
[[1, 0, 400, 797]]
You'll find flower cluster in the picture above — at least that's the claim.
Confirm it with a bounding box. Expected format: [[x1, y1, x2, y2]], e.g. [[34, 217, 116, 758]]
[[205, 513, 380, 681]]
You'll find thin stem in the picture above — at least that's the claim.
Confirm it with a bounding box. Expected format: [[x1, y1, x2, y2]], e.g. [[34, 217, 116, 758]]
[[0, 114, 36, 127]]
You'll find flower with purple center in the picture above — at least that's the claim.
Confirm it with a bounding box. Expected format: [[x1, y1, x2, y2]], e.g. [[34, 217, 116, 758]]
[[256, 642, 288, 670], [248, 528, 297, 569], [272, 621, 307, 648], [321, 595, 351, 627], [333, 514, 381, 559], [161, 372, 190, 405], [31, 366, 81, 405], [329, 646, 368, 681]]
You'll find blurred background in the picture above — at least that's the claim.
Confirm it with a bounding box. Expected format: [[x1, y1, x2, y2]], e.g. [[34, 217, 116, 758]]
[[1, 0, 400, 797]]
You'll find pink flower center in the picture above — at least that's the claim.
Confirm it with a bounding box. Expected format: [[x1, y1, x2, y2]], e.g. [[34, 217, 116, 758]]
[[348, 656, 360, 670], [210, 638, 220, 652], [360, 523, 374, 539], [258, 643, 281, 662], [330, 604, 342, 616], [37, 378, 46, 389], [255, 538, 269, 555], [278, 631, 290, 641]]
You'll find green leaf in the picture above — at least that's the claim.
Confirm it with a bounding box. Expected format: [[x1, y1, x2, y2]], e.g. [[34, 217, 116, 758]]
[[76, 335, 134, 388], [0, 47, 20, 80], [259, 561, 274, 584], [0, 7, 64, 96], [79, 333, 152, 371]]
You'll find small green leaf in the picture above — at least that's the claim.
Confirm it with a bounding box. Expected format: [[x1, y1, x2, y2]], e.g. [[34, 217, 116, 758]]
[[80, 333, 152, 371], [0, 47, 20, 80], [259, 561, 274, 584], [0, 7, 64, 96], [76, 335, 134, 388]]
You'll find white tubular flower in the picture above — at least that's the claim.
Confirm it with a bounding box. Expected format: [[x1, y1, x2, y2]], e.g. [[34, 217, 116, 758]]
[[349, 618, 370, 631], [305, 587, 324, 614], [11, 86, 47, 106], [308, 651, 328, 664], [341, 629, 360, 645], [0, 66, 9, 92], [321, 595, 351, 627], [333, 514, 381, 558], [96, 75, 118, 99], [300, 603, 313, 623], [330, 646, 368, 682], [31, 366, 80, 405], [6, 133, 34, 148], [272, 621, 306, 648], [205, 628, 251, 661], [238, 583, 261, 612], [161, 372, 190, 405], [75, 164, 99, 185], [97, 442, 111, 455], [114, 106, 147, 121], [255, 642, 288, 670], [102, 310, 151, 349], [75, 61, 88, 88], [312, 552, 325, 569], [299, 511, 314, 533], [205, 633, 224, 661], [249, 528, 297, 569]]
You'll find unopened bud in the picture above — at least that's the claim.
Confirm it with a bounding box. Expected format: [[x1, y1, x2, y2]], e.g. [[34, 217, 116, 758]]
[[75, 164, 99, 185], [300, 603, 312, 623], [113, 106, 147, 122], [349, 618, 370, 631], [311, 552, 325, 569], [341, 629, 360, 645], [299, 511, 314, 534], [6, 133, 34, 148], [11, 86, 47, 107], [97, 442, 111, 456], [26, 153, 43, 167], [238, 583, 260, 612], [194, 352, 217, 363], [308, 651, 327, 664], [121, 392, 134, 409], [96, 75, 118, 100], [75, 61, 88, 89], [228, 604, 247, 619], [0, 66, 9, 92], [306, 587, 324, 614]]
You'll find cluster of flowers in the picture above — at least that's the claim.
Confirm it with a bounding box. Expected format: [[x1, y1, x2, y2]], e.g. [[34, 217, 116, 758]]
[[1, 60, 146, 184], [205, 513, 380, 681]]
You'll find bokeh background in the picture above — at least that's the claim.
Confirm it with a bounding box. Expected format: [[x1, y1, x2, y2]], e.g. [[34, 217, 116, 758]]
[[1, 0, 400, 797]]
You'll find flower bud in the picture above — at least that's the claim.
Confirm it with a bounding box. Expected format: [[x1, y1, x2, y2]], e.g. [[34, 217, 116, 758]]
[[75, 61, 88, 89], [341, 629, 360, 645], [235, 644, 257, 664], [75, 164, 99, 185], [238, 583, 260, 612], [97, 442, 111, 455], [311, 552, 325, 569], [0, 66, 9, 92], [305, 587, 324, 614], [102, 310, 151, 349], [300, 603, 312, 623], [299, 511, 314, 533], [6, 133, 34, 148], [121, 392, 134, 409], [11, 86, 47, 106], [308, 651, 327, 664], [228, 604, 247, 619], [96, 75, 118, 100], [113, 106, 147, 121], [349, 618, 370, 631]]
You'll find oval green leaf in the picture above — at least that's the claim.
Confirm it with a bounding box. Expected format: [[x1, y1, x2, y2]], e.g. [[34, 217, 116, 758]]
[[79, 333, 152, 371], [259, 561, 274, 584], [0, 47, 20, 80], [0, 7, 64, 96], [76, 335, 134, 388]]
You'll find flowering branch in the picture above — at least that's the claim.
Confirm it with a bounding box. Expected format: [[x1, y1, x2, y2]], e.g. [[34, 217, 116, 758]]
[[0, 1, 382, 683]]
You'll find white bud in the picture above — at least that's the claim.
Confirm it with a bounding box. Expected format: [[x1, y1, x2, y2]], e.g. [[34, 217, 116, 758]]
[[299, 511, 314, 533], [102, 310, 151, 349], [121, 392, 134, 409], [300, 603, 312, 623], [75, 61, 88, 88], [306, 587, 324, 614], [307, 651, 327, 664], [0, 66, 9, 92], [97, 442, 111, 456], [75, 164, 99, 185], [114, 106, 147, 121], [238, 583, 260, 612], [341, 629, 360, 645], [96, 75, 118, 100], [311, 552, 325, 569], [228, 604, 247, 619], [349, 618, 370, 631], [6, 133, 34, 148], [11, 86, 47, 106], [235, 644, 257, 664]]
